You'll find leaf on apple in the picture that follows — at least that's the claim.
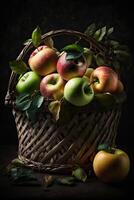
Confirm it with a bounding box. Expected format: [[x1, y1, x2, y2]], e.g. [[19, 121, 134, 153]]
[[72, 167, 87, 182], [32, 26, 42, 47], [66, 51, 84, 61], [48, 100, 61, 121], [9, 60, 28, 75], [63, 44, 84, 53], [97, 143, 109, 151]]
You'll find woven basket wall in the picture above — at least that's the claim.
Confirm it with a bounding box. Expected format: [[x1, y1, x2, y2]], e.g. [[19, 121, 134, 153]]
[[5, 29, 122, 174]]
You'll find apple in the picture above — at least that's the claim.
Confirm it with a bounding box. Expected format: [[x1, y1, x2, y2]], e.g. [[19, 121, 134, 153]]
[[16, 71, 41, 94], [90, 66, 119, 94], [64, 77, 94, 106], [115, 80, 124, 93], [28, 45, 58, 76], [40, 73, 65, 100], [56, 52, 87, 81], [94, 92, 116, 108], [93, 148, 130, 183]]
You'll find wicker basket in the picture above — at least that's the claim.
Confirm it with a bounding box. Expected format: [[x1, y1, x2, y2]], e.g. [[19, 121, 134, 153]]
[[5, 29, 122, 174]]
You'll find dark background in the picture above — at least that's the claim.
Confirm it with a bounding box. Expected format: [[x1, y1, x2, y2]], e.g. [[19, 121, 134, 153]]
[[0, 0, 134, 198]]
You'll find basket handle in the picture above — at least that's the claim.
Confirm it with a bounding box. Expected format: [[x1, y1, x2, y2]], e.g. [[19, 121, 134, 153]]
[[5, 29, 106, 106]]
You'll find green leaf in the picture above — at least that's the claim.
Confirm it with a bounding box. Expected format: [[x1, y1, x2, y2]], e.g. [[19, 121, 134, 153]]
[[48, 100, 61, 121], [16, 93, 32, 111], [114, 50, 130, 56], [107, 27, 114, 36], [56, 176, 75, 185], [63, 44, 84, 53], [95, 53, 106, 66], [25, 94, 43, 122], [97, 143, 109, 151], [83, 48, 93, 66], [72, 167, 87, 182], [84, 23, 96, 37], [8, 167, 40, 186], [26, 108, 38, 122], [98, 26, 107, 41], [93, 29, 101, 41], [66, 51, 83, 60], [23, 38, 32, 45], [32, 26, 41, 47], [9, 60, 27, 75], [109, 40, 120, 49], [44, 37, 54, 48], [32, 94, 44, 108]]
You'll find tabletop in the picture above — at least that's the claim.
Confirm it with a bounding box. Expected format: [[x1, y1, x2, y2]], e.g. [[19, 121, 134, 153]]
[[0, 145, 133, 200]]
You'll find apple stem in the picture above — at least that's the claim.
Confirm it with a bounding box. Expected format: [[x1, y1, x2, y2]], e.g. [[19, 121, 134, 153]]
[[88, 80, 98, 87]]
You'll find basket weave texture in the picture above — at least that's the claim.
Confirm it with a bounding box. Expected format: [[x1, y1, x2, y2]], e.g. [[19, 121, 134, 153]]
[[5, 29, 122, 173]]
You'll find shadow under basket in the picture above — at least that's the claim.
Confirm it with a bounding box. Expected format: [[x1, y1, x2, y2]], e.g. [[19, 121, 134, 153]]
[[5, 29, 122, 174]]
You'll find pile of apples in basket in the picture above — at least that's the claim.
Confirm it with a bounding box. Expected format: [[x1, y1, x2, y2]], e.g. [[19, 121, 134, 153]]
[[10, 26, 127, 120], [9, 26, 131, 183]]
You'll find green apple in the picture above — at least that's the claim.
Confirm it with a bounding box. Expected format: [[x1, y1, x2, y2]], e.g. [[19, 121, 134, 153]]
[[16, 71, 41, 94], [64, 77, 94, 106], [93, 148, 130, 183]]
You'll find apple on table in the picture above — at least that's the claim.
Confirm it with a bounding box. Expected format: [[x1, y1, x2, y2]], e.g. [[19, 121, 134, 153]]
[[93, 147, 130, 183]]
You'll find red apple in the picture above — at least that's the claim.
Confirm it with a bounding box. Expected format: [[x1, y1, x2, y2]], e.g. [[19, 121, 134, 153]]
[[56, 52, 87, 81], [28, 45, 58, 76], [90, 66, 119, 93], [40, 73, 65, 100], [93, 148, 130, 183]]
